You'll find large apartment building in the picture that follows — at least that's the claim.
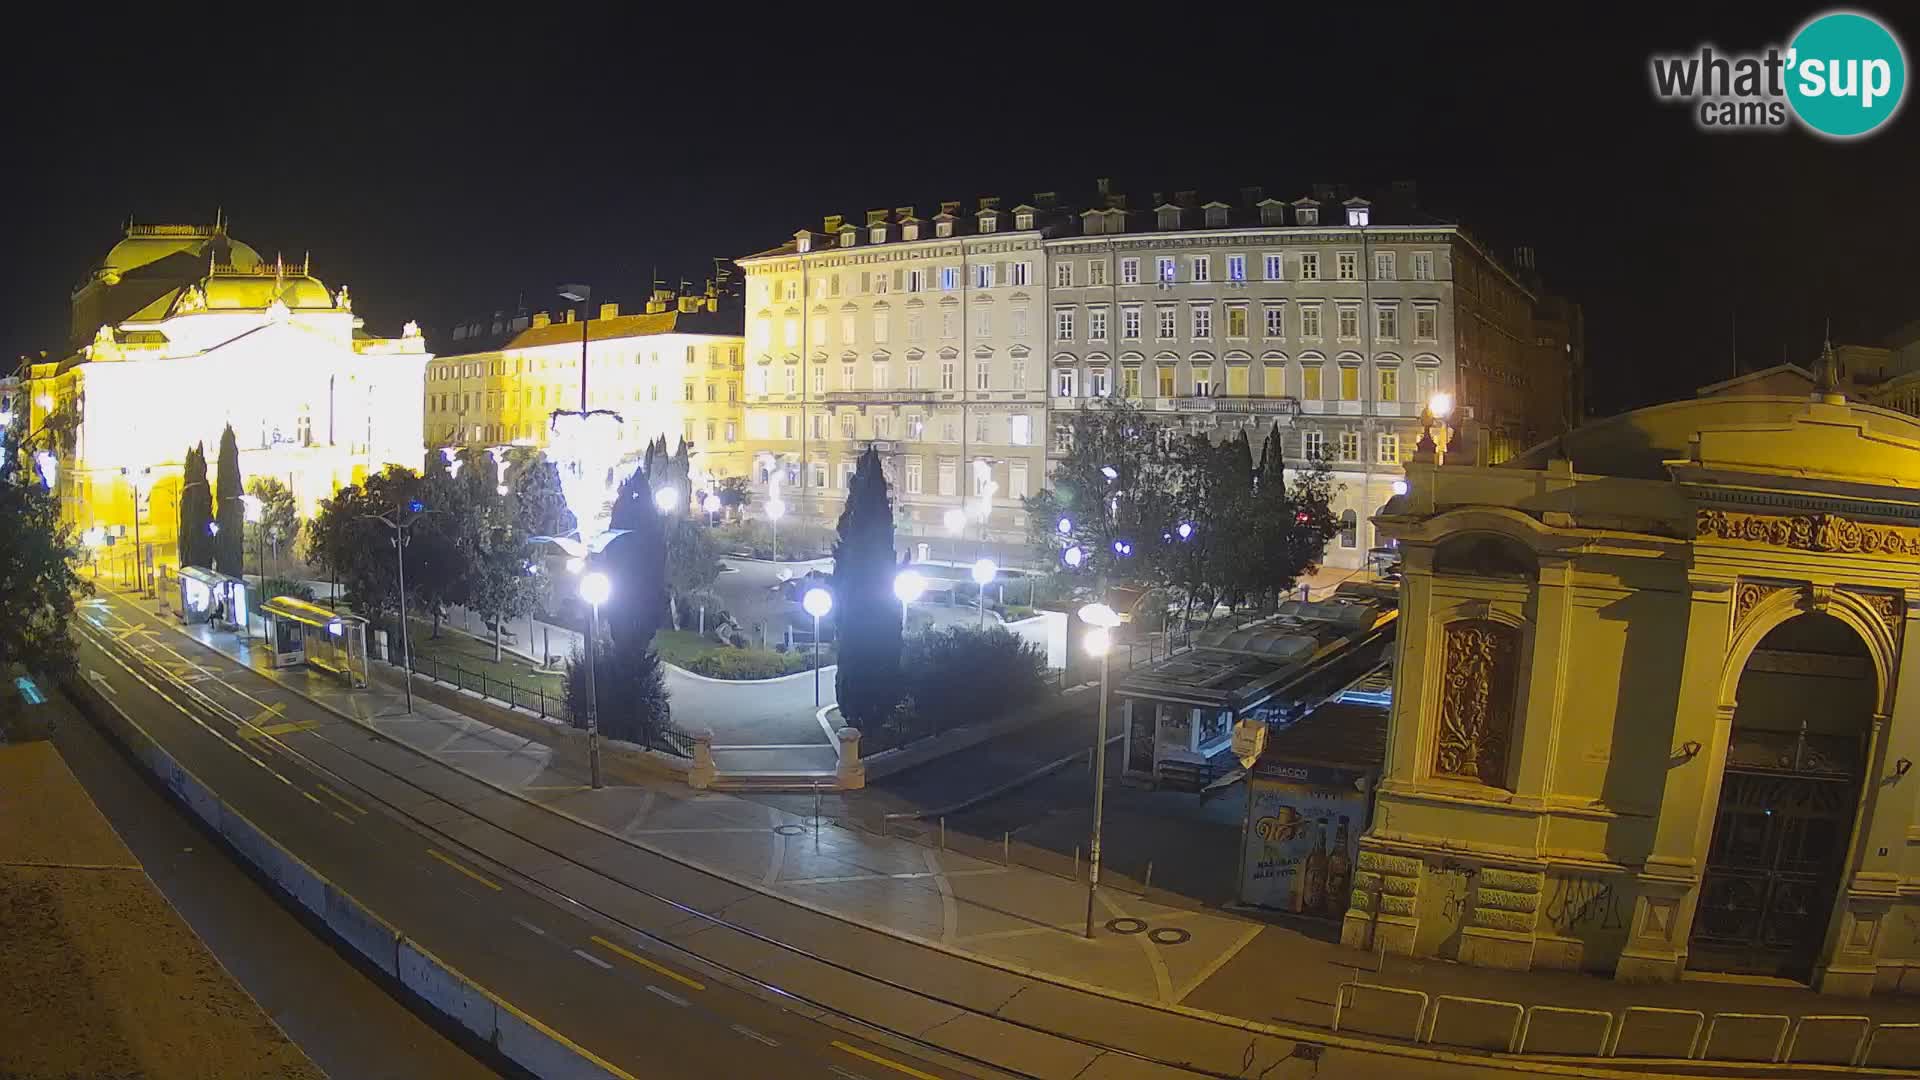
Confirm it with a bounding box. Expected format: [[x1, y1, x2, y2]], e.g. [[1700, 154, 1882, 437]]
[[427, 283, 748, 483], [739, 181, 1576, 569]]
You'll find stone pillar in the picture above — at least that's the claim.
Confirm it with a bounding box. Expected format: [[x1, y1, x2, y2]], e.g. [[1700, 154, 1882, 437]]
[[689, 728, 717, 790], [836, 727, 865, 790], [1342, 850, 1422, 956], [1512, 556, 1572, 798]]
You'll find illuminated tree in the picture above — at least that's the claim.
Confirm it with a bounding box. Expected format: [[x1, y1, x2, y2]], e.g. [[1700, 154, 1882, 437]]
[[213, 424, 245, 575], [177, 443, 214, 569], [0, 425, 91, 677], [244, 476, 300, 572]]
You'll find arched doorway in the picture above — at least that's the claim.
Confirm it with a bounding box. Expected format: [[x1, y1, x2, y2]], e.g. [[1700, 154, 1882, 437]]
[[1690, 612, 1874, 981]]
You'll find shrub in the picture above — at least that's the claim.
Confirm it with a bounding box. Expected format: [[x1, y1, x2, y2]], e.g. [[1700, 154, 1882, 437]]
[[255, 575, 316, 612], [901, 625, 1049, 734], [564, 637, 675, 748]]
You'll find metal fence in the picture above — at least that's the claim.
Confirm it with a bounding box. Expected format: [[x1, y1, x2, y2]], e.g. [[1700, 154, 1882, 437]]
[[399, 651, 693, 758]]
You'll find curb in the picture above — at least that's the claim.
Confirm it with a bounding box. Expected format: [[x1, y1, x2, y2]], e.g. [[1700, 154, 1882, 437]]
[[886, 731, 1125, 822], [664, 660, 837, 687], [65, 645, 636, 1080]]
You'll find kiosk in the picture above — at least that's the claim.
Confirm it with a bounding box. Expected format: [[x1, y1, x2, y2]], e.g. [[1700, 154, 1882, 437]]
[[258, 595, 369, 687], [176, 566, 248, 632]]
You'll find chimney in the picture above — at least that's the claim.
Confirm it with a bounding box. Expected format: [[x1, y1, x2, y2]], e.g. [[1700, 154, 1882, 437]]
[[1034, 191, 1057, 209], [894, 205, 916, 219], [532, 312, 551, 329], [1095, 177, 1111, 197], [1151, 191, 1164, 207], [562, 309, 575, 324], [823, 213, 843, 233], [865, 208, 888, 226], [978, 196, 1000, 211], [1174, 189, 1197, 208], [598, 302, 619, 320], [1239, 185, 1264, 206], [940, 200, 961, 216]]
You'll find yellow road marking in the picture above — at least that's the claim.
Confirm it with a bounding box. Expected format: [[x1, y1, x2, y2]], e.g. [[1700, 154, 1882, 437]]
[[330, 811, 354, 826], [425, 848, 502, 891], [246, 719, 320, 739], [302, 791, 325, 808], [831, 1041, 944, 1080], [317, 784, 368, 815], [588, 934, 706, 992]]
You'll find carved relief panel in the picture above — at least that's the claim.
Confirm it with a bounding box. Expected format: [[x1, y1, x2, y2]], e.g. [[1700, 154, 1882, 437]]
[[1433, 619, 1520, 786]]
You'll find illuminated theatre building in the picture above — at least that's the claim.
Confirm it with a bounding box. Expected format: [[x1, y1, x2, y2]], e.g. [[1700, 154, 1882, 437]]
[[25, 220, 430, 563]]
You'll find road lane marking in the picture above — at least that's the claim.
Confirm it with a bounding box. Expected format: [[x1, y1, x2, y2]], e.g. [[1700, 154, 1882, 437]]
[[425, 848, 502, 891], [329, 811, 354, 826], [84, 669, 118, 696], [301, 791, 325, 808], [316, 784, 368, 815], [588, 934, 706, 992], [645, 985, 688, 1007], [730, 1024, 779, 1047], [512, 917, 547, 937], [831, 1041, 944, 1080], [573, 949, 613, 969], [827, 1067, 872, 1080]]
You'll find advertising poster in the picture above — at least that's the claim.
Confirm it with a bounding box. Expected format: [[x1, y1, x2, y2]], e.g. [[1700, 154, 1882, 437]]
[[1241, 765, 1370, 918]]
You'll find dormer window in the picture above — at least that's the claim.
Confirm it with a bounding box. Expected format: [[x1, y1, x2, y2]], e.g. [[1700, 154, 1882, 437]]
[[1347, 207, 1371, 227], [839, 228, 857, 248], [1258, 201, 1285, 226], [979, 214, 998, 234], [1082, 212, 1104, 236], [1298, 207, 1320, 226], [870, 225, 887, 244], [1204, 205, 1229, 228], [796, 234, 812, 253], [935, 219, 954, 238], [1015, 211, 1034, 230], [1157, 207, 1181, 230], [903, 222, 920, 241]]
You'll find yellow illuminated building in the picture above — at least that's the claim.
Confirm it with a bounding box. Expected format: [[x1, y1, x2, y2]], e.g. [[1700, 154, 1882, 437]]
[[26, 220, 429, 568], [427, 284, 746, 483]]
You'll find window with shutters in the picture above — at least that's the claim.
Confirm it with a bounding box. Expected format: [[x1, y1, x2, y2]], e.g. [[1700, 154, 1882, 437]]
[[1055, 368, 1077, 397], [1120, 258, 1140, 285], [1228, 365, 1249, 396], [1090, 367, 1111, 396], [974, 264, 994, 289], [1011, 262, 1031, 286], [1302, 365, 1323, 400], [1263, 364, 1286, 396], [907, 269, 925, 292], [1337, 252, 1358, 280], [1227, 305, 1248, 339], [874, 272, 890, 295], [940, 266, 958, 290]]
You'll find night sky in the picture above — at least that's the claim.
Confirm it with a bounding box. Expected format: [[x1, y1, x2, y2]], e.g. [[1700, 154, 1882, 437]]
[[7, 4, 1914, 416]]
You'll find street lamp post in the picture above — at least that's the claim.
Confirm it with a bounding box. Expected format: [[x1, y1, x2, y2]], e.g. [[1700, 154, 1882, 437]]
[[893, 570, 925, 633], [971, 558, 997, 628], [766, 495, 786, 559], [1078, 602, 1122, 939], [579, 570, 611, 790], [943, 507, 967, 564], [652, 485, 680, 517], [702, 492, 721, 528], [802, 586, 832, 708], [363, 500, 436, 714], [558, 284, 592, 410], [120, 466, 153, 595]]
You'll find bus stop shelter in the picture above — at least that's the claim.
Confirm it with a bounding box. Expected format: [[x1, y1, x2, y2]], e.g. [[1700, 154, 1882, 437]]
[[176, 566, 248, 632], [259, 595, 369, 687]]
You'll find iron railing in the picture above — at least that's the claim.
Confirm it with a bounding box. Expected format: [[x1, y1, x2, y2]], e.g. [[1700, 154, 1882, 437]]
[[399, 651, 692, 758]]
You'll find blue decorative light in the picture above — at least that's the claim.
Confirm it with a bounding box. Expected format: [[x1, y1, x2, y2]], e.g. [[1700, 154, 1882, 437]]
[[1176, 521, 1194, 541], [1056, 516, 1073, 536], [409, 500, 425, 513], [1062, 545, 1085, 569]]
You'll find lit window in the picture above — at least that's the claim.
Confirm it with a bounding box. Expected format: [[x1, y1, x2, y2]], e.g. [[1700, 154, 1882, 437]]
[[1120, 366, 1139, 398], [1263, 253, 1283, 281], [1339, 366, 1360, 401], [1346, 206, 1370, 227], [1226, 305, 1248, 339], [1157, 257, 1177, 283], [940, 266, 959, 290], [1302, 365, 1324, 400], [1339, 430, 1360, 461], [1379, 367, 1399, 401], [1227, 255, 1246, 282], [1378, 433, 1399, 464], [1055, 368, 1077, 398]]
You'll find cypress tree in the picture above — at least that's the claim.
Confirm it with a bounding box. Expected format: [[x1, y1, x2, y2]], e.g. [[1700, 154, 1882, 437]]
[[831, 447, 903, 728], [178, 444, 214, 569], [213, 424, 245, 575], [605, 465, 670, 650]]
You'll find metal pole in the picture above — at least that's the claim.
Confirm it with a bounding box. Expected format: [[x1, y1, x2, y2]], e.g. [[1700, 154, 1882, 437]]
[[812, 612, 822, 708], [585, 600, 603, 789], [1084, 645, 1111, 938], [579, 299, 590, 409], [130, 485, 143, 595], [977, 581, 986, 627], [395, 520, 413, 715]]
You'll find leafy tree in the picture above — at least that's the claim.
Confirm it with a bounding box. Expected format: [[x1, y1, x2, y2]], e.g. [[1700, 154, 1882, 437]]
[[715, 476, 753, 519], [507, 452, 576, 539], [0, 425, 91, 677], [213, 424, 245, 576], [665, 519, 721, 629], [244, 476, 301, 573], [901, 625, 1048, 736], [177, 443, 214, 569], [412, 451, 472, 637], [1021, 398, 1181, 586], [469, 521, 541, 661], [831, 447, 904, 729]]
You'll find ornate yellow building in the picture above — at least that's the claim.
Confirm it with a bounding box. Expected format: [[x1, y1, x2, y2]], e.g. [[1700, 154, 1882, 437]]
[[1348, 357, 1920, 995], [427, 285, 745, 484], [26, 220, 430, 565]]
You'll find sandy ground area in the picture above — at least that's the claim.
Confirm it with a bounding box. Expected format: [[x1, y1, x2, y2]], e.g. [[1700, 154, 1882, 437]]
[[0, 737, 325, 1080]]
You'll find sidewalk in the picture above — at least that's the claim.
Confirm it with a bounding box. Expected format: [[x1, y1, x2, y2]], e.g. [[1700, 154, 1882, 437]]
[[115, 588, 1920, 1069], [0, 731, 324, 1080]]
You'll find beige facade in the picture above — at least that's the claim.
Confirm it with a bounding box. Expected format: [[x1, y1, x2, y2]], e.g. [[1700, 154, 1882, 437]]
[[737, 201, 1050, 557], [427, 287, 747, 482], [1348, 375, 1920, 995]]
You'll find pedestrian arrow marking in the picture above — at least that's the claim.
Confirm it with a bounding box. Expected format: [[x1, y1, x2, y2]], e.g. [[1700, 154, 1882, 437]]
[[84, 670, 118, 696]]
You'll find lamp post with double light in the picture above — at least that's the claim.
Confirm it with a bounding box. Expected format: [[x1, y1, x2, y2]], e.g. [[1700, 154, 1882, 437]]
[[1078, 601, 1123, 938], [803, 586, 832, 707], [579, 569, 611, 789]]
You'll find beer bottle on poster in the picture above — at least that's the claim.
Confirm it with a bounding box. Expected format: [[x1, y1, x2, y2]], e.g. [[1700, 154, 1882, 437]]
[[1326, 815, 1352, 914], [1303, 819, 1329, 913]]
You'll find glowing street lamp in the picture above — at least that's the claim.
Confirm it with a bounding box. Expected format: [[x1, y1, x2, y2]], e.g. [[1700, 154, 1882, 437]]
[[652, 485, 680, 515], [1077, 601, 1123, 939], [1056, 516, 1073, 537], [893, 570, 925, 632], [1428, 391, 1454, 420], [766, 495, 786, 559], [943, 507, 967, 534], [802, 586, 833, 707], [702, 492, 722, 526], [578, 569, 612, 789], [1062, 545, 1085, 569], [971, 558, 997, 627], [1176, 521, 1194, 541], [1391, 479, 1409, 496]]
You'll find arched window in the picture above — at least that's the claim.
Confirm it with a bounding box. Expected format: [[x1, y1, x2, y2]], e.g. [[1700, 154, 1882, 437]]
[[1339, 509, 1358, 548]]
